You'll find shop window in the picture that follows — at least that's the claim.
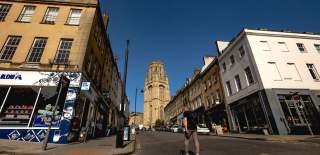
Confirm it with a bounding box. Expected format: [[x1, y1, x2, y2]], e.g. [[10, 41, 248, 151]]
[[0, 87, 9, 110], [30, 87, 63, 127], [0, 87, 40, 126]]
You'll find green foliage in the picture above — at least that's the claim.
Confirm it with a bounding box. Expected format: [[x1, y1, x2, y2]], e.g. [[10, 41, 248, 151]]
[[155, 119, 165, 127]]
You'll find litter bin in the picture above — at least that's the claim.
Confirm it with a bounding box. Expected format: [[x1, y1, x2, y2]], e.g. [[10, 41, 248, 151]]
[[116, 128, 124, 148]]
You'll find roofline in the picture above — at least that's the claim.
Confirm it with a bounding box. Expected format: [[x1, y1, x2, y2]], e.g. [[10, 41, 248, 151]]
[[2, 0, 98, 7]]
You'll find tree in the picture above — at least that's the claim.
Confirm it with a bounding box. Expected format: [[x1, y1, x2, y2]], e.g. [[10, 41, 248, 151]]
[[155, 119, 164, 128]]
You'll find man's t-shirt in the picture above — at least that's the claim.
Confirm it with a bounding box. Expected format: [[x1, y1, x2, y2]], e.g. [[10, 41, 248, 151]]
[[183, 111, 197, 130]]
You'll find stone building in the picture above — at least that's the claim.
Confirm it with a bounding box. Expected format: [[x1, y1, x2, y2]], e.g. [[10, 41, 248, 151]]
[[0, 0, 126, 143], [164, 56, 228, 130], [143, 60, 170, 128], [128, 112, 143, 127], [217, 28, 320, 135]]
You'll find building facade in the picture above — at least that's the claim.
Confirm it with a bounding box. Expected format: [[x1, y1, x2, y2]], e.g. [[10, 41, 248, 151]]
[[164, 56, 228, 130], [0, 0, 125, 143], [143, 60, 170, 128], [128, 112, 143, 127], [217, 28, 320, 135]]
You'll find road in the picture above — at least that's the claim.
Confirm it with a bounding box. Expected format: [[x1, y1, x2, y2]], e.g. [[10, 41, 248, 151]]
[[133, 132, 320, 155]]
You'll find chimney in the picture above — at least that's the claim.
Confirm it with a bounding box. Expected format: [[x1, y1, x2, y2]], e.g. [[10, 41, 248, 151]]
[[216, 41, 230, 55], [203, 55, 215, 66]]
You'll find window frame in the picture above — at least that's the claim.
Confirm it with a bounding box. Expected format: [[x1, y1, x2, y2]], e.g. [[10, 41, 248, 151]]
[[226, 81, 232, 96], [222, 62, 226, 72], [0, 36, 22, 61], [306, 64, 320, 80], [17, 5, 36, 23], [26, 37, 48, 63], [54, 38, 73, 65], [244, 66, 254, 86], [239, 46, 245, 58], [234, 74, 242, 92], [314, 44, 320, 53], [0, 3, 12, 22], [66, 8, 82, 25], [230, 55, 235, 66], [41, 7, 59, 24], [296, 43, 307, 52], [260, 41, 271, 51], [278, 42, 289, 52]]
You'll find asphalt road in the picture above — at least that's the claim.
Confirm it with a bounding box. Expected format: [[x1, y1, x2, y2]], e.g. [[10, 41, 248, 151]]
[[133, 131, 320, 155]]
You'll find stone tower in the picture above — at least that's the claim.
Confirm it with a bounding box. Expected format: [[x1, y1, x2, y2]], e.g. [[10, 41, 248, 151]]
[[143, 60, 170, 128]]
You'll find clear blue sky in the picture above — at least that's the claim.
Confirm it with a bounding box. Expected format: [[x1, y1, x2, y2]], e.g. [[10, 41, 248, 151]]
[[100, 0, 320, 113]]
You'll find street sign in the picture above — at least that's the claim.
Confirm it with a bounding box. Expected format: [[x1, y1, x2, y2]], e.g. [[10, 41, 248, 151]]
[[81, 82, 90, 90]]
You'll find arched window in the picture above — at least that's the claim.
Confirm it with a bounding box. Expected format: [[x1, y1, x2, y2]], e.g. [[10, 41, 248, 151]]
[[159, 85, 165, 100]]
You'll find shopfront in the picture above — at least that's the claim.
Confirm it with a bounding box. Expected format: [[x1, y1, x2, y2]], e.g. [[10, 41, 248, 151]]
[[230, 92, 271, 134], [205, 103, 228, 131], [0, 71, 82, 144], [277, 93, 320, 135]]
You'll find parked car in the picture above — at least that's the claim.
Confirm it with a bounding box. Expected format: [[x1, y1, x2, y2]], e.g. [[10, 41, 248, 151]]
[[171, 125, 179, 133], [197, 124, 210, 135], [178, 125, 186, 133]]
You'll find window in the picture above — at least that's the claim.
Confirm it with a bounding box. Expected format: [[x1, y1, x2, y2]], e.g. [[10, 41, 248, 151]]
[[0, 4, 11, 21], [260, 41, 270, 51], [285, 63, 301, 81], [27, 38, 47, 63], [55, 39, 73, 64], [306, 64, 320, 80], [239, 46, 245, 57], [314, 44, 320, 53], [234, 75, 242, 91], [226, 81, 232, 96], [244, 67, 254, 85], [17, 6, 35, 22], [267, 62, 282, 80], [230, 55, 235, 65], [296, 43, 306, 52], [42, 7, 59, 24], [0, 36, 21, 60], [222, 62, 226, 71], [278, 42, 288, 52], [66, 9, 81, 25]]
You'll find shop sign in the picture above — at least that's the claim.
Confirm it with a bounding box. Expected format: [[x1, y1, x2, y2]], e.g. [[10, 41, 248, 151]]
[[0, 73, 22, 80], [33, 115, 60, 127], [81, 82, 90, 90]]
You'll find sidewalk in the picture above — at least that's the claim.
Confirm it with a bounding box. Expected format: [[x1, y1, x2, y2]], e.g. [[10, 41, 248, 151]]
[[210, 133, 320, 144], [0, 135, 136, 155]]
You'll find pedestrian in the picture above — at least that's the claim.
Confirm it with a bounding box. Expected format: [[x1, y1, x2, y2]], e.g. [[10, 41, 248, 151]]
[[183, 104, 200, 155]]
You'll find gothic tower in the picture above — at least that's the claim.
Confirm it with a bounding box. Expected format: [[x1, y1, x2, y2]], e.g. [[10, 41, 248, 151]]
[[143, 60, 170, 128]]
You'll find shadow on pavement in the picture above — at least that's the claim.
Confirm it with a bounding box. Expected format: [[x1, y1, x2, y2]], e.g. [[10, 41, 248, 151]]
[[179, 150, 195, 155]]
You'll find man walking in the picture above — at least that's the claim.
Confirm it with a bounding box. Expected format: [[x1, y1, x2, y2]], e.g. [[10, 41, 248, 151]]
[[183, 104, 200, 155]]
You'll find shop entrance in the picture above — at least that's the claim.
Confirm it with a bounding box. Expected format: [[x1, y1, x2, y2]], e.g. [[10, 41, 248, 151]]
[[278, 94, 320, 135]]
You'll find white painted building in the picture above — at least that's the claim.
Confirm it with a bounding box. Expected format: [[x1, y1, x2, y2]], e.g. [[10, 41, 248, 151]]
[[217, 29, 320, 135]]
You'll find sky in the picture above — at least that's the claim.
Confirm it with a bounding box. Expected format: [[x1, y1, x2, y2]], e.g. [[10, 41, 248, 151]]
[[100, 0, 320, 113]]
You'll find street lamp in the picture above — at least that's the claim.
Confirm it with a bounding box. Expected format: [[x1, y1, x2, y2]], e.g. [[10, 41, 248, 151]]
[[133, 88, 144, 127]]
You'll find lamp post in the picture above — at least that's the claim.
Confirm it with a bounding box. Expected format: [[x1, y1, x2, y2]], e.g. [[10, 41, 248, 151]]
[[133, 88, 144, 127]]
